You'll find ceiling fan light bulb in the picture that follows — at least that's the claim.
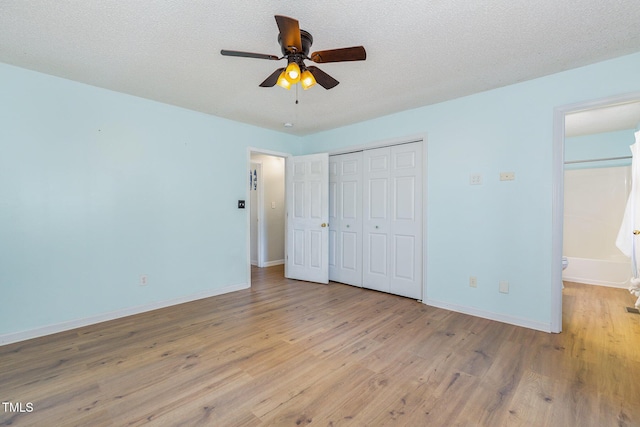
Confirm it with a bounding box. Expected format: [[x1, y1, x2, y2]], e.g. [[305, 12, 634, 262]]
[[285, 62, 301, 83], [300, 70, 316, 90], [276, 71, 292, 89]]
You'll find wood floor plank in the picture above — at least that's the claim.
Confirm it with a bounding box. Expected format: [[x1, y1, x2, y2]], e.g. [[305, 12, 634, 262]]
[[1, 269, 639, 426]]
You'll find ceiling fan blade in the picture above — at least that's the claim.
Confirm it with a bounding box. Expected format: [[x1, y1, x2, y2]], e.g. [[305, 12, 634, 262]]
[[307, 66, 339, 90], [220, 50, 279, 61], [275, 15, 302, 53], [259, 68, 285, 87], [310, 46, 367, 63]]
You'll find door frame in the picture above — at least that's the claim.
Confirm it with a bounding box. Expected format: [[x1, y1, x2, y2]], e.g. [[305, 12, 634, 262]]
[[551, 91, 640, 333], [246, 147, 291, 286], [250, 161, 264, 267]]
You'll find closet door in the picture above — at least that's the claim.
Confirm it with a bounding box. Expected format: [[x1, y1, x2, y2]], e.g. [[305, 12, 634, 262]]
[[363, 142, 422, 299], [329, 152, 363, 287], [363, 146, 392, 293], [389, 142, 422, 299]]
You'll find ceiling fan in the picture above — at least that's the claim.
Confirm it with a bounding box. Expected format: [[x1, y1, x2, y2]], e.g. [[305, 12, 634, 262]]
[[220, 15, 366, 90]]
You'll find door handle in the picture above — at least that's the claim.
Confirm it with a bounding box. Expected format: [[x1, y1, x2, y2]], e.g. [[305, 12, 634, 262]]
[[321, 223, 328, 227]]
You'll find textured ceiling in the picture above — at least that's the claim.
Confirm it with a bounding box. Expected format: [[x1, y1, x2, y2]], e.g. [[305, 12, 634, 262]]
[[1, 1, 639, 136]]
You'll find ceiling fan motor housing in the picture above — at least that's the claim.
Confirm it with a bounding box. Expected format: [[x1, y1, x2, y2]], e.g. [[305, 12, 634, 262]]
[[279, 29, 313, 57]]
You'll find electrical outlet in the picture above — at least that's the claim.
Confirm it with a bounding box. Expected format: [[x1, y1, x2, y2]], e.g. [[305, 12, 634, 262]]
[[469, 276, 477, 288], [499, 280, 509, 293], [500, 172, 515, 181], [470, 173, 483, 185], [140, 275, 148, 286], [238, 200, 245, 209]]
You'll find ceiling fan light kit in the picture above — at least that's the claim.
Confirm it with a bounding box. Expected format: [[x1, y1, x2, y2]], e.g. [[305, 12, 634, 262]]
[[276, 72, 292, 89], [221, 15, 366, 90], [300, 69, 316, 90], [284, 61, 301, 83]]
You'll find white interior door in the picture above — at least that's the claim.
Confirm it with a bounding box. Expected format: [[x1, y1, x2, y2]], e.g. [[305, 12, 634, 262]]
[[363, 142, 422, 299], [286, 153, 329, 284], [329, 152, 363, 287]]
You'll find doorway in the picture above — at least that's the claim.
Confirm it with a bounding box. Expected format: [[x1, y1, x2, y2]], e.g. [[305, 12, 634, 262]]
[[551, 92, 640, 332], [247, 148, 288, 285]]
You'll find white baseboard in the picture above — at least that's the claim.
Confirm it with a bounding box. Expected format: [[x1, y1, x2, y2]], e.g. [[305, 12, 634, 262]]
[[0, 282, 249, 346], [262, 259, 284, 267], [424, 298, 552, 333], [562, 274, 628, 289]]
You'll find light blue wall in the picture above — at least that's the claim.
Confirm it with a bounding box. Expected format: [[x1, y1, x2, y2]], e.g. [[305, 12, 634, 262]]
[[302, 52, 640, 329], [0, 63, 299, 336], [3, 51, 640, 338], [565, 129, 635, 169]]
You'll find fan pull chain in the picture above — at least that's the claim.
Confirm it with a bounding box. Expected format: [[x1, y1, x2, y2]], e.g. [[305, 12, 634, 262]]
[[295, 84, 299, 126]]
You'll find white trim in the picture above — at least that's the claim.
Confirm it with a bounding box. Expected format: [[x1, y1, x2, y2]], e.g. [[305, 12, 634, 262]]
[[262, 259, 285, 267], [551, 91, 640, 334], [326, 133, 426, 156], [250, 161, 265, 267], [0, 282, 249, 346], [425, 298, 551, 333], [551, 106, 565, 333], [257, 162, 265, 267], [422, 137, 428, 303]]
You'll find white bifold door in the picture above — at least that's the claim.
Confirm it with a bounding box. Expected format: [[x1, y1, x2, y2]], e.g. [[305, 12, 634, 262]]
[[328, 142, 423, 299], [329, 152, 363, 287], [363, 142, 423, 299], [285, 153, 329, 284]]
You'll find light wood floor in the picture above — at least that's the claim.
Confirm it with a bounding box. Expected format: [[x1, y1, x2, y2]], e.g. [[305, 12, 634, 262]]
[[1, 266, 639, 426]]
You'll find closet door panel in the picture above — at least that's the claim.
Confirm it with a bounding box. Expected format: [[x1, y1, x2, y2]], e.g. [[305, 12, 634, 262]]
[[363, 147, 391, 292], [369, 179, 388, 219], [341, 231, 358, 272], [342, 181, 358, 219], [329, 229, 337, 268], [394, 234, 415, 280], [328, 163, 339, 273], [394, 176, 416, 220], [328, 152, 363, 287], [389, 142, 423, 299], [368, 234, 388, 272]]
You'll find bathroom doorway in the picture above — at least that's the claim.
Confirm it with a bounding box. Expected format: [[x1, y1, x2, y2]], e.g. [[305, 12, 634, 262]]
[[552, 92, 640, 332]]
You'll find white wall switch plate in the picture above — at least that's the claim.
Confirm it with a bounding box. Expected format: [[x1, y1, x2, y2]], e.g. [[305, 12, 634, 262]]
[[499, 281, 509, 293], [500, 172, 515, 181], [469, 276, 477, 288]]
